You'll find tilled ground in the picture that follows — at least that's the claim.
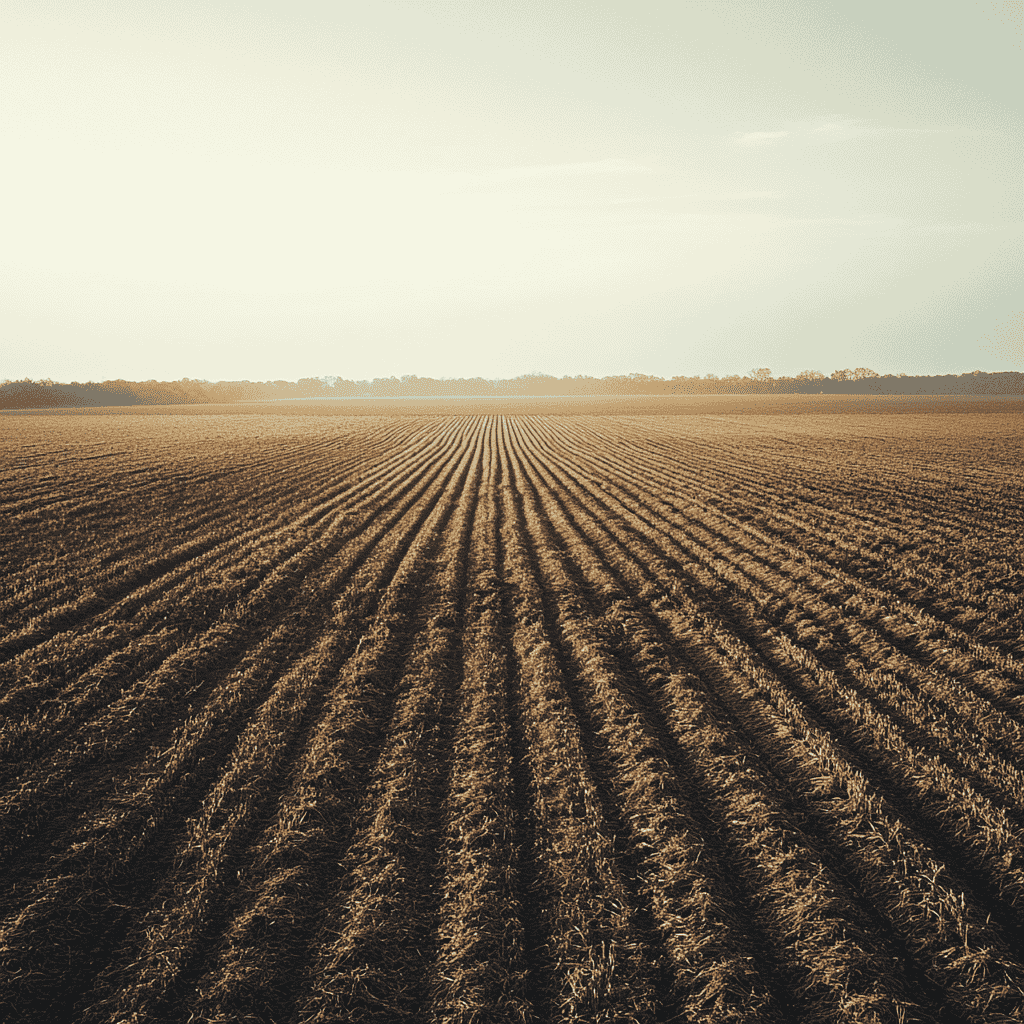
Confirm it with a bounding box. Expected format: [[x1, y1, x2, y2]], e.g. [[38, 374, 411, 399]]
[[2, 406, 1023, 1023]]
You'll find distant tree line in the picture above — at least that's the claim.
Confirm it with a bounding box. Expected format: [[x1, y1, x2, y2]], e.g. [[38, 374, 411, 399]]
[[3, 369, 1024, 408]]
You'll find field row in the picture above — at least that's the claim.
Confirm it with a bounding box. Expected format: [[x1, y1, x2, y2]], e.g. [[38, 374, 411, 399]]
[[2, 411, 1023, 1022]]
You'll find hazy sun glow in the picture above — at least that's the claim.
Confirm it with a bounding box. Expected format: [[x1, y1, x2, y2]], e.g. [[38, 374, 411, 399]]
[[2, 1, 1021, 382]]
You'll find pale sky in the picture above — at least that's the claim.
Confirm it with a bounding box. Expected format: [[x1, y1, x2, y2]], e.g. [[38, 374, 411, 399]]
[[2, 0, 1022, 383]]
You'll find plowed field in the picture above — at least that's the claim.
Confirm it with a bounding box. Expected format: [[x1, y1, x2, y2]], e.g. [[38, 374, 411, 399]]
[[2, 408, 1024, 1023]]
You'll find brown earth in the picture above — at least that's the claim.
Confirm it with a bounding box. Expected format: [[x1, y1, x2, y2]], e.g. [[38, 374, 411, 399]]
[[2, 405, 1023, 1023]]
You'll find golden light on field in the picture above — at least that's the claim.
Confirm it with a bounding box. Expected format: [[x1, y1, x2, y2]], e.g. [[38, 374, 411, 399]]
[[2, 404, 1024, 1019]]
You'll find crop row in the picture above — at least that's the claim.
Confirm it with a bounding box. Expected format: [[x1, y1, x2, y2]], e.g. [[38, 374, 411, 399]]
[[1, 411, 1022, 1022]]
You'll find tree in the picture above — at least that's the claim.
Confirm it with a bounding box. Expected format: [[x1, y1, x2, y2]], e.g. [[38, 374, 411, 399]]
[[796, 369, 826, 382], [749, 368, 772, 381], [832, 367, 880, 381]]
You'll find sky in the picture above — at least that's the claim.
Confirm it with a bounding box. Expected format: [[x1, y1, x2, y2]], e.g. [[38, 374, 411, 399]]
[[2, 0, 1022, 383]]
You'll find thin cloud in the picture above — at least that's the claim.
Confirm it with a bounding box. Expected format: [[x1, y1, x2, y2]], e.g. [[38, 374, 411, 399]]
[[811, 119, 877, 140], [700, 190, 779, 200], [805, 118, 990, 140], [398, 159, 650, 198], [810, 119, 948, 140], [606, 190, 779, 205], [475, 159, 649, 181], [733, 120, 986, 147], [733, 131, 789, 147]]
